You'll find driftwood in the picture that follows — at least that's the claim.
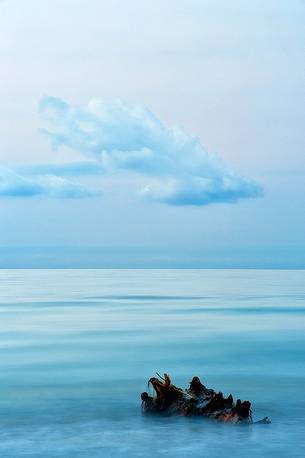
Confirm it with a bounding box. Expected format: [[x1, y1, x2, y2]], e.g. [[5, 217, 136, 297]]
[[141, 373, 271, 425]]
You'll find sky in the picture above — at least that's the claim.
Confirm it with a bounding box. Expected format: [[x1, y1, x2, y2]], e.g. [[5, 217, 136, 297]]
[[0, 0, 304, 268]]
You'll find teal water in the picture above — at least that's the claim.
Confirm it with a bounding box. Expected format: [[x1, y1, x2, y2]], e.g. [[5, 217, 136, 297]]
[[0, 269, 304, 457]]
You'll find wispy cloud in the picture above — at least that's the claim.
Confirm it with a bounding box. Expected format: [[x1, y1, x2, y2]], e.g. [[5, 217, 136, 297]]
[[17, 161, 104, 177], [0, 166, 98, 198], [40, 95, 263, 206]]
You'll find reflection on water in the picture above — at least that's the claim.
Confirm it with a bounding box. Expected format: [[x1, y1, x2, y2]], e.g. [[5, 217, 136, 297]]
[[0, 269, 304, 457]]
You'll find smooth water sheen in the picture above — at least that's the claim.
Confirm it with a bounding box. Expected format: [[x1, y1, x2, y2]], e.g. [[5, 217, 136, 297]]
[[0, 269, 304, 457]]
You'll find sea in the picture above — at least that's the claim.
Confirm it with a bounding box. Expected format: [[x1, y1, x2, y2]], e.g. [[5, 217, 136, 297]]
[[0, 269, 304, 458]]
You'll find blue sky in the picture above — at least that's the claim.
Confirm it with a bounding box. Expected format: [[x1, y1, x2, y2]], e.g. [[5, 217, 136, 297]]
[[0, 0, 304, 267]]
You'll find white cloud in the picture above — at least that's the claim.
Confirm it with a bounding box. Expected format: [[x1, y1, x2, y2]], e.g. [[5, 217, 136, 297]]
[[39, 95, 263, 206], [0, 166, 98, 198]]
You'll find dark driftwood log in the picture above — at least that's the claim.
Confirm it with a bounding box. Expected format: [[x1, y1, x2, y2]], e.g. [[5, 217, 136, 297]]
[[141, 373, 271, 425]]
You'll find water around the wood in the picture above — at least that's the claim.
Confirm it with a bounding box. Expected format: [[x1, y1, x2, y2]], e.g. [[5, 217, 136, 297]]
[[0, 269, 304, 457]]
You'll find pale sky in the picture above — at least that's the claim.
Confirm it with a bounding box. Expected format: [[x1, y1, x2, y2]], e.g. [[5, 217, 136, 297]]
[[0, 0, 304, 267]]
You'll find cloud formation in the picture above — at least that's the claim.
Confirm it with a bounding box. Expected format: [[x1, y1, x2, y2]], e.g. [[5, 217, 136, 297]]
[[40, 96, 262, 206], [0, 166, 98, 198]]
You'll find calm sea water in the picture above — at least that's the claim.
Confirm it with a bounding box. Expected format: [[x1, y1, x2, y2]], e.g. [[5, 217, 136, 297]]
[[0, 269, 304, 458]]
